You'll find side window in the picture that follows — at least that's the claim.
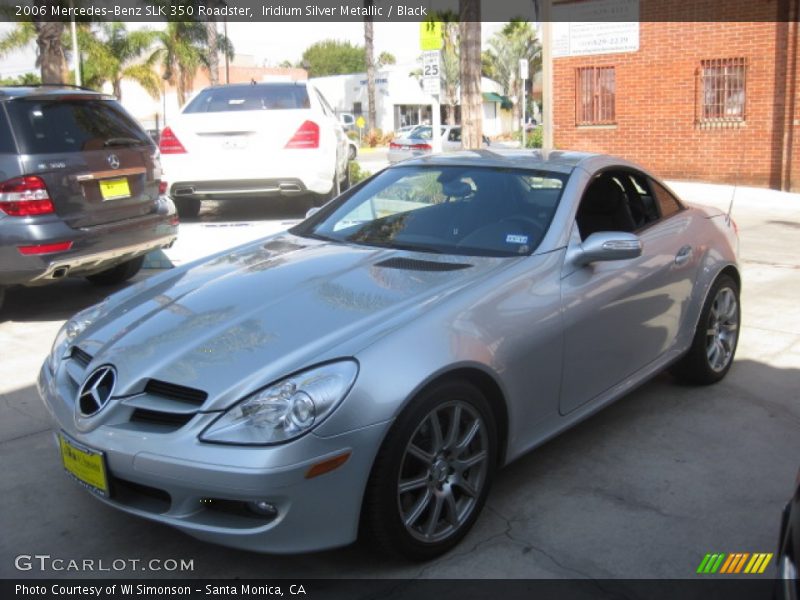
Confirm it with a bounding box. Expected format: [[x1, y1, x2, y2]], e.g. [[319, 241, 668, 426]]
[[448, 128, 461, 142], [619, 171, 659, 229], [649, 179, 682, 218], [0, 106, 15, 153], [575, 174, 637, 240]]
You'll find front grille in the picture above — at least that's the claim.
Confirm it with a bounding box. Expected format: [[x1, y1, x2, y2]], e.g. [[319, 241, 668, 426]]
[[129, 408, 194, 428], [144, 379, 207, 406], [374, 257, 473, 271], [70, 346, 93, 367]]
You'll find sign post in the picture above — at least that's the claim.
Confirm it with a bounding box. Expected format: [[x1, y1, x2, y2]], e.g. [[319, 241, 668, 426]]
[[355, 115, 366, 146], [519, 58, 529, 148], [420, 22, 443, 153]]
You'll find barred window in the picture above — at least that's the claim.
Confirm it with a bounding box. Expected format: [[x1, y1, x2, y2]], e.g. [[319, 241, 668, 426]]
[[700, 58, 746, 122], [576, 66, 616, 125]]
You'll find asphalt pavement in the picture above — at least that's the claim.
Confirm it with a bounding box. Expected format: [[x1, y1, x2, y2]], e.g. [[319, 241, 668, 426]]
[[0, 169, 798, 580]]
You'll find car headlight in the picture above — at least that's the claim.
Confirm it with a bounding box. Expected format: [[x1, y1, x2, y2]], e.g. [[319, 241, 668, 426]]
[[47, 302, 107, 373], [199, 360, 359, 445]]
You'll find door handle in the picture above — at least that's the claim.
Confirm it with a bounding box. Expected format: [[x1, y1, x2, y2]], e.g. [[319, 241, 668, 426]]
[[675, 245, 693, 265]]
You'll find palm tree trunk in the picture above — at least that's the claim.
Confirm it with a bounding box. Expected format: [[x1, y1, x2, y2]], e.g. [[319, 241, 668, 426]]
[[33, 21, 66, 84], [113, 78, 122, 101], [364, 1, 376, 132], [459, 1, 482, 148], [206, 21, 219, 86]]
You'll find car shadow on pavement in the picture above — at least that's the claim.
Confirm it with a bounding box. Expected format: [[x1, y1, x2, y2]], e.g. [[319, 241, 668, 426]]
[[185, 197, 310, 224], [1, 275, 144, 324]]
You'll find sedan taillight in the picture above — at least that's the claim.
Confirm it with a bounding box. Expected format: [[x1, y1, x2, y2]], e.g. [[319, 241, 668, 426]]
[[0, 176, 55, 216], [285, 121, 320, 149], [159, 127, 187, 154]]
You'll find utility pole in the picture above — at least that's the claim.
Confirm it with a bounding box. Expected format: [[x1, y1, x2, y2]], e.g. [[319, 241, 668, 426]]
[[541, 0, 553, 150]]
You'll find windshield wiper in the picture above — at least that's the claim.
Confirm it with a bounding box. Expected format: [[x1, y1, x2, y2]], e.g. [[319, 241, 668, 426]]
[[104, 137, 143, 147]]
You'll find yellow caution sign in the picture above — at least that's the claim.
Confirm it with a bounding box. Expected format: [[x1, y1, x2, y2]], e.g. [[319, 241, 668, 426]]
[[420, 21, 443, 51]]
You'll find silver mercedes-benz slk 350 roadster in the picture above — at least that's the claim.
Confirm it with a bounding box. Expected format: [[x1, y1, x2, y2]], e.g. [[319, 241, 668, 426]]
[[39, 150, 740, 560]]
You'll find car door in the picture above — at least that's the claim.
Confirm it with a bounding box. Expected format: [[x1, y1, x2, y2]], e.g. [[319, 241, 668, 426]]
[[558, 170, 700, 415]]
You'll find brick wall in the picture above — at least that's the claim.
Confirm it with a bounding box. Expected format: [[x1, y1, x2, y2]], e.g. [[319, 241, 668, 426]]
[[553, 1, 799, 191]]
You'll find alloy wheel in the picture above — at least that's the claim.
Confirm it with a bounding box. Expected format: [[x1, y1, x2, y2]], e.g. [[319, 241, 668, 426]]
[[705, 286, 739, 372], [397, 400, 489, 543]]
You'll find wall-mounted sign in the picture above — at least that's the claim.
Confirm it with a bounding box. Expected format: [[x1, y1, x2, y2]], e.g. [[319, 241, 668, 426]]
[[553, 0, 640, 57]]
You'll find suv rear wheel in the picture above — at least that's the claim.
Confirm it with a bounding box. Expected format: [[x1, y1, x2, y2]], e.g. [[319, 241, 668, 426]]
[[175, 197, 201, 220], [86, 256, 144, 286]]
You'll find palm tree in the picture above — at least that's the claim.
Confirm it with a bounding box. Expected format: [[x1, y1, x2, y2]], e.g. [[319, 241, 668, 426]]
[[484, 21, 541, 131], [205, 20, 220, 85], [152, 22, 234, 108], [79, 23, 161, 100], [438, 13, 460, 125], [459, 0, 482, 148], [0, 21, 66, 84], [364, 1, 377, 132]]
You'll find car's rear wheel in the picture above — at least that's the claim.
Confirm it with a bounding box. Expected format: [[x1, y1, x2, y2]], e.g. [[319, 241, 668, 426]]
[[175, 197, 201, 220], [86, 256, 145, 286], [362, 380, 497, 561], [0, 286, 5, 312], [308, 173, 341, 209], [348, 144, 357, 161], [671, 273, 740, 385]]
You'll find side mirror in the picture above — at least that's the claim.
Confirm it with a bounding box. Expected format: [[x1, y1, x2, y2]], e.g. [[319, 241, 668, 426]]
[[572, 231, 642, 267], [305, 207, 321, 219]]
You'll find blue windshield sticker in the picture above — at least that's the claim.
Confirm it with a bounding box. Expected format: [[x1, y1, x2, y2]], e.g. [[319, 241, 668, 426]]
[[506, 234, 529, 244]]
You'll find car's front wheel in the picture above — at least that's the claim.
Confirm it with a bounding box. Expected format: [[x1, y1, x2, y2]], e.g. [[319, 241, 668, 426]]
[[362, 380, 497, 561], [671, 273, 740, 384], [86, 256, 145, 286]]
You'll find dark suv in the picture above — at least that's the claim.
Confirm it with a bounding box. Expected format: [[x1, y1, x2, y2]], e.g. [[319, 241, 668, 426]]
[[0, 85, 178, 310]]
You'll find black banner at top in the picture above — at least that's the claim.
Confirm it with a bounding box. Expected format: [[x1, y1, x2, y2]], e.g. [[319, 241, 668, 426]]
[[0, 0, 796, 23]]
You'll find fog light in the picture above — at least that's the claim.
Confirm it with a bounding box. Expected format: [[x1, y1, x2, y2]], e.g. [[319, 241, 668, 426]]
[[247, 500, 278, 517]]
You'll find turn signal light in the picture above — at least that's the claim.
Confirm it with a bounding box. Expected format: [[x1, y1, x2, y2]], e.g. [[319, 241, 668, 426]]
[[305, 452, 351, 479], [0, 176, 55, 216]]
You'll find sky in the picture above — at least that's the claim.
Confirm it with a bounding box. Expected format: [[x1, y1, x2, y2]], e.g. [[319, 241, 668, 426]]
[[0, 21, 507, 77]]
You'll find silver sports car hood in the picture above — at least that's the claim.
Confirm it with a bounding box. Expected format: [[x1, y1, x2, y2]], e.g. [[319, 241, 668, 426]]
[[74, 234, 507, 411]]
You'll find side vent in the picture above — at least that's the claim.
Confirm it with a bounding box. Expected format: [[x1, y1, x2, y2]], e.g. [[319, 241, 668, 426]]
[[374, 257, 473, 272]]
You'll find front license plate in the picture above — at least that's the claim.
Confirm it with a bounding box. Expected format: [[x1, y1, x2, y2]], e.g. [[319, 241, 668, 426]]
[[59, 432, 109, 497], [99, 177, 131, 201]]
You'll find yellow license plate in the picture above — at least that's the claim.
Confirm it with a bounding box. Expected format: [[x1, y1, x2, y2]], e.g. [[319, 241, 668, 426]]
[[99, 177, 131, 201], [59, 433, 109, 496]]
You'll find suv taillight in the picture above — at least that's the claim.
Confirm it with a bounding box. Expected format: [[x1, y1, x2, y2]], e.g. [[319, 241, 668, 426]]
[[159, 127, 186, 154], [0, 176, 55, 216], [285, 121, 320, 149]]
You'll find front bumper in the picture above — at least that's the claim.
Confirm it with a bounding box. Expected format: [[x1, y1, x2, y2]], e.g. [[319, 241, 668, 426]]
[[0, 198, 178, 286], [37, 361, 388, 553]]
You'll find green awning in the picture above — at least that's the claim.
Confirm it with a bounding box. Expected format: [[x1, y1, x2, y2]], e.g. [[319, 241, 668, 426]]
[[483, 92, 513, 110]]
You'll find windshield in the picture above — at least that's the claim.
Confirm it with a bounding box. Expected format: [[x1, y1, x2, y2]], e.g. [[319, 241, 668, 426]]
[[293, 165, 567, 257], [6, 99, 150, 154], [183, 84, 311, 113]]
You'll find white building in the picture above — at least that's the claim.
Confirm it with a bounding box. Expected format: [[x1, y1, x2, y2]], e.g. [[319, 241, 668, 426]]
[[310, 64, 512, 136]]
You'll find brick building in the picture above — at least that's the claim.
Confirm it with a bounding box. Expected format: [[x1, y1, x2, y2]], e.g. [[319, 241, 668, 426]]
[[552, 0, 799, 191]]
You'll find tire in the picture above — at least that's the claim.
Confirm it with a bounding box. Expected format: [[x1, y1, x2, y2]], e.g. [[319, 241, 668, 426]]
[[175, 197, 201, 220], [0, 286, 5, 312], [348, 144, 357, 161], [671, 273, 740, 385], [86, 256, 145, 286], [362, 380, 497, 561]]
